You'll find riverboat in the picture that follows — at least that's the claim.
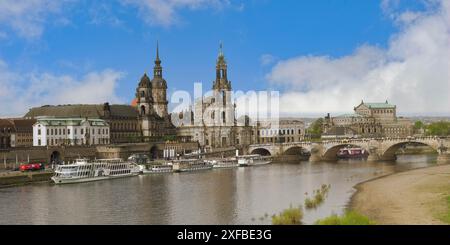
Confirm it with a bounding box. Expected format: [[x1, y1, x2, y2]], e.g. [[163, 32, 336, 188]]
[[51, 158, 140, 184], [336, 147, 368, 159], [207, 158, 238, 169], [237, 155, 272, 167], [172, 159, 213, 172], [141, 163, 173, 174]]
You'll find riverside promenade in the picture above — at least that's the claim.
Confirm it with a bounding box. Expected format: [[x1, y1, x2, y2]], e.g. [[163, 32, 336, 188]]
[[351, 164, 450, 224]]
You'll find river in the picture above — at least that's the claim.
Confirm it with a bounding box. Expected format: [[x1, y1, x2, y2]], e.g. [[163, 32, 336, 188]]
[[0, 154, 437, 224]]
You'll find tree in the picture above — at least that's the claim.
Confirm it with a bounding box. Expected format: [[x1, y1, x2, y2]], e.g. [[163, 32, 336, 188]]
[[414, 121, 424, 130], [308, 118, 324, 138], [425, 121, 450, 136]]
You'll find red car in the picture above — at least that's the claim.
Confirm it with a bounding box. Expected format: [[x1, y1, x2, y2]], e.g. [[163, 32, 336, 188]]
[[19, 163, 45, 172]]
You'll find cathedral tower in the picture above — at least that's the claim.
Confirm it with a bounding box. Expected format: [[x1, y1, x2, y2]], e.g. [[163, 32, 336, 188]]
[[136, 72, 153, 117], [213, 42, 232, 92], [211, 42, 234, 127], [151, 42, 169, 118]]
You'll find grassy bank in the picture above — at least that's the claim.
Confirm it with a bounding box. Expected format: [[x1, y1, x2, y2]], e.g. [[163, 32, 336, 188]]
[[315, 211, 375, 225], [436, 194, 450, 224]]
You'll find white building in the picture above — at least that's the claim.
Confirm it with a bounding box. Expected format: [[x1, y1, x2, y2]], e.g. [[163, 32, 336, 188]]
[[257, 119, 305, 143], [33, 117, 110, 146]]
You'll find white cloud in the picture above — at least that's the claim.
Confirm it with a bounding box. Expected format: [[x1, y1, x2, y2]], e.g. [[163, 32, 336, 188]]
[[260, 54, 277, 66], [0, 0, 73, 39], [120, 0, 233, 27], [266, 0, 450, 116], [0, 60, 124, 117]]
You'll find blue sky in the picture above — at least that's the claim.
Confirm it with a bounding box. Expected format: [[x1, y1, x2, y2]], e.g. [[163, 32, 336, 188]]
[[0, 0, 448, 117]]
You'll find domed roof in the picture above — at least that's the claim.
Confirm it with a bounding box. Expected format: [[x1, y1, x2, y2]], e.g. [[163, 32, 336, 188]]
[[139, 73, 151, 88]]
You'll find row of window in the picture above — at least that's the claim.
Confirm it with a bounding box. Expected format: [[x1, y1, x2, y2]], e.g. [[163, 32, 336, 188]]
[[258, 137, 301, 144], [259, 128, 302, 136], [111, 122, 138, 131], [37, 127, 109, 136], [37, 137, 110, 146], [372, 109, 394, 114]]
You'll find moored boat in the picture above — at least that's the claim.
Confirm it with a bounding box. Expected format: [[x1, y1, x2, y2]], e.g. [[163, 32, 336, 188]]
[[208, 158, 238, 169], [337, 147, 368, 159], [142, 164, 173, 174], [51, 158, 140, 184], [172, 159, 213, 172], [237, 154, 272, 167]]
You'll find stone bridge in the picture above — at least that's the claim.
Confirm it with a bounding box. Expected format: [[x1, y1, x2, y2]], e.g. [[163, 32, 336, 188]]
[[247, 136, 450, 164]]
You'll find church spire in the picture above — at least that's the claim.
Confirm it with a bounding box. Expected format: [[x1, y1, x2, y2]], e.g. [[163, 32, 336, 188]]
[[218, 41, 224, 58], [156, 40, 160, 63], [213, 41, 231, 91], [153, 41, 162, 78]]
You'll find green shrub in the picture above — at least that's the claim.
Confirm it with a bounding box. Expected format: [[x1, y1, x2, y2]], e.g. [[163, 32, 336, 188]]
[[304, 184, 331, 210], [315, 211, 375, 225], [272, 206, 303, 225]]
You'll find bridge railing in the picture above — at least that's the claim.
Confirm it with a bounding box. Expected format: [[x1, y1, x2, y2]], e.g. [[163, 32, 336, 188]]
[[249, 136, 448, 148]]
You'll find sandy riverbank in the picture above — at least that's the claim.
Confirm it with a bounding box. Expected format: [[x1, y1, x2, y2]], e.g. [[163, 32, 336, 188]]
[[351, 164, 450, 225]]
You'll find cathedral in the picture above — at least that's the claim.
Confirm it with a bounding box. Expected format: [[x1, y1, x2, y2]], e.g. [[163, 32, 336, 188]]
[[24, 42, 254, 148], [176, 44, 255, 149]]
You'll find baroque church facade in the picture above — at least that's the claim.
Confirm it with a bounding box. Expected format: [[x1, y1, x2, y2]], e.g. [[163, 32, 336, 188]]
[[24, 43, 255, 148], [176, 44, 255, 149]]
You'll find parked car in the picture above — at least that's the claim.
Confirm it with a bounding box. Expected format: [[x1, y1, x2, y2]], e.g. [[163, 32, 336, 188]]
[[19, 163, 45, 172]]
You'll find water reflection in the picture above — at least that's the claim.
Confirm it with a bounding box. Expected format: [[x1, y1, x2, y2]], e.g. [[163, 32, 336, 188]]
[[0, 154, 436, 224]]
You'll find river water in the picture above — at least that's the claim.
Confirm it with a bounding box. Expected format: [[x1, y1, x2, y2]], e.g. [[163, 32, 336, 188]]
[[0, 154, 437, 225]]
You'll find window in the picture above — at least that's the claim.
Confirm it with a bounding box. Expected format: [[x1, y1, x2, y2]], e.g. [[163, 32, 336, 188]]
[[75, 128, 77, 135], [68, 129, 71, 135], [46, 129, 49, 135], [81, 128, 84, 135], [38, 129, 41, 135], [38, 139, 41, 146]]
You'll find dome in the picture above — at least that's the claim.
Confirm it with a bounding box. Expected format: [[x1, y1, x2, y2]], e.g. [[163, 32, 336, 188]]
[[139, 73, 152, 88]]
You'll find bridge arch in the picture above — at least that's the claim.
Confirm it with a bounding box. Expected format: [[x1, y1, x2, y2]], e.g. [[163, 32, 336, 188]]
[[322, 144, 368, 162], [380, 141, 438, 161], [250, 148, 272, 156]]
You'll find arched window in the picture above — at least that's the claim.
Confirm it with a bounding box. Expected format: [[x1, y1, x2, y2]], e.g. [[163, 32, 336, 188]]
[[141, 105, 146, 115], [141, 91, 145, 97]]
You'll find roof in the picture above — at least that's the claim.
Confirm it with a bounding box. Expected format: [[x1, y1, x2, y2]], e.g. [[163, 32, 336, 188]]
[[335, 113, 364, 118], [364, 102, 396, 109], [357, 100, 396, 109], [139, 73, 152, 88], [35, 117, 109, 127], [0, 118, 36, 132], [24, 104, 138, 119]]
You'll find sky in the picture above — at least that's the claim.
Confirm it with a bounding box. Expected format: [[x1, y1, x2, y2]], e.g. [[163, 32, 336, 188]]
[[0, 0, 449, 117]]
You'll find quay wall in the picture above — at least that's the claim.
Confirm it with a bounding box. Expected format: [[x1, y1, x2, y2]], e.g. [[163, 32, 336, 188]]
[[0, 170, 53, 187]]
